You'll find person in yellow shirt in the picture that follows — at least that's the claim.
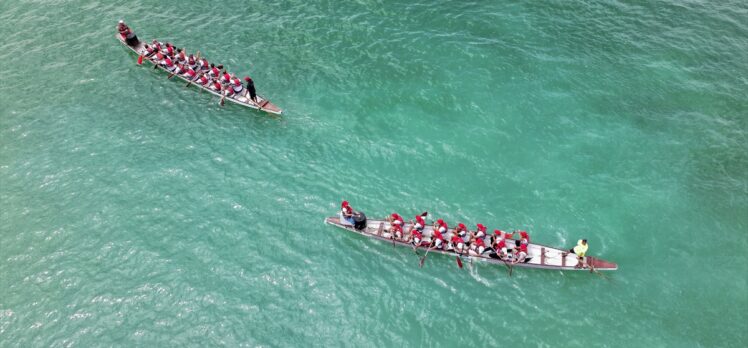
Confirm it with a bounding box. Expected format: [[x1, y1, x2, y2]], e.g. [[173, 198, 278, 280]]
[[569, 239, 589, 268]]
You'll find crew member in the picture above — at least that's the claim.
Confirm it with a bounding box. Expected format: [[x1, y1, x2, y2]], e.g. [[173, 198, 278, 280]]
[[341, 201, 354, 224], [430, 228, 445, 249], [469, 237, 486, 256], [450, 234, 466, 254], [475, 223, 487, 239], [229, 76, 243, 96], [176, 51, 187, 65], [408, 228, 423, 247], [117, 20, 139, 46], [512, 243, 529, 264], [244, 76, 258, 104], [413, 214, 426, 232], [569, 239, 588, 268], [391, 223, 403, 240], [187, 54, 197, 70]]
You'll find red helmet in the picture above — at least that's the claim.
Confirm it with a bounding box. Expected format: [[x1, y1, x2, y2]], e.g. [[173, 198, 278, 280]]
[[458, 223, 466, 230], [341, 201, 349, 208], [477, 223, 486, 231]]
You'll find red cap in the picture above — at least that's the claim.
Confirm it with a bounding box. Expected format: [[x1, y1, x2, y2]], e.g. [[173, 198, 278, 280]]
[[520, 244, 528, 251], [244, 76, 251, 81], [341, 201, 349, 208], [458, 223, 466, 229], [494, 229, 503, 235], [437, 219, 443, 224], [477, 223, 486, 231], [391, 213, 398, 219]]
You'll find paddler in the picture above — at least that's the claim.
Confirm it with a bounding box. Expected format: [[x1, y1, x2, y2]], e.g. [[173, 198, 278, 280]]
[[512, 243, 529, 264], [244, 76, 258, 104], [450, 234, 466, 254], [228, 76, 244, 97], [468, 237, 487, 256], [117, 20, 139, 46], [182, 66, 198, 80], [390, 223, 403, 240], [429, 228, 445, 250], [475, 223, 487, 239], [407, 227, 423, 247], [453, 223, 468, 240], [187, 54, 197, 70], [433, 219, 448, 240], [412, 214, 426, 232], [142, 44, 157, 58], [388, 213, 404, 227], [176, 51, 188, 65], [492, 230, 509, 259], [220, 71, 231, 84]]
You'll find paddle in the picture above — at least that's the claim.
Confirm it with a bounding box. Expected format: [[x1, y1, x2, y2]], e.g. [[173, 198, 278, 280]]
[[455, 255, 463, 269], [419, 245, 433, 268], [137, 54, 144, 65], [219, 85, 227, 106]]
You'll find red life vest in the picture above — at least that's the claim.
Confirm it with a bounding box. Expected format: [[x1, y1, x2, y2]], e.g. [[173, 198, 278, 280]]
[[415, 215, 425, 225], [412, 230, 423, 239], [520, 244, 528, 252], [163, 58, 174, 67], [519, 231, 529, 242], [496, 240, 506, 249], [451, 236, 464, 244], [475, 238, 485, 247], [212, 81, 222, 90], [186, 69, 196, 78], [199, 76, 209, 84], [433, 230, 444, 241], [166, 45, 174, 56], [232, 78, 241, 86], [211, 67, 220, 76], [392, 224, 402, 232]]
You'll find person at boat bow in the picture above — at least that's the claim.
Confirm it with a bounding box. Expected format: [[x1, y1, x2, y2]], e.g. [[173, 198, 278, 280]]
[[569, 239, 588, 268], [117, 20, 139, 46]]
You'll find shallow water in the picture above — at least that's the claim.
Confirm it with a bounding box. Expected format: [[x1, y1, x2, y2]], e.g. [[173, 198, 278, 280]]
[[1, 0, 746, 346]]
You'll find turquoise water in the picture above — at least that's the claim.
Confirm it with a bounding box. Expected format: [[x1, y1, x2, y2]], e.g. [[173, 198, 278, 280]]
[[1, 0, 747, 346]]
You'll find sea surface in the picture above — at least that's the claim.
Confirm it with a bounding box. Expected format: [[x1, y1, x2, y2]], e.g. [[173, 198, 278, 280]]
[[1, 0, 746, 347]]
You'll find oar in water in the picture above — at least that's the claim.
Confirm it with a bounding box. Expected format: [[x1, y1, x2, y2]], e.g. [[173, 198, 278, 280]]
[[219, 85, 228, 106], [419, 246, 433, 268], [455, 255, 463, 269]]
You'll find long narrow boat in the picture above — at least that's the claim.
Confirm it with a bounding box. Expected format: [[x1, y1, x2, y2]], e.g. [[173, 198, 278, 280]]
[[324, 216, 618, 272], [116, 27, 282, 115]]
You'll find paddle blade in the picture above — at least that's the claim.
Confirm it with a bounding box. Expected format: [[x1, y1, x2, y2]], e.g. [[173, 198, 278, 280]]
[[420, 212, 428, 217], [456, 256, 463, 269], [137, 55, 144, 65], [419, 257, 425, 268]]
